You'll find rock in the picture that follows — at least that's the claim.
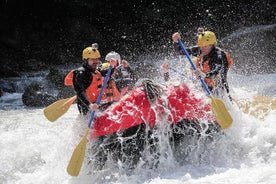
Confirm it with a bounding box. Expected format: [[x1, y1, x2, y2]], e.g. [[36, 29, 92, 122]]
[[0, 88, 3, 97], [22, 83, 57, 107], [0, 80, 16, 93]]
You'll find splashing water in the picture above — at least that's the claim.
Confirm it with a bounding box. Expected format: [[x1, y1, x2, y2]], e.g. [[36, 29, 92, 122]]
[[1, 26, 276, 184]]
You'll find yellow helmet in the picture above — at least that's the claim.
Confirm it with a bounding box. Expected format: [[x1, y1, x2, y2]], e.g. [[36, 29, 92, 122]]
[[197, 31, 217, 47], [82, 43, 101, 59], [101, 62, 111, 70]]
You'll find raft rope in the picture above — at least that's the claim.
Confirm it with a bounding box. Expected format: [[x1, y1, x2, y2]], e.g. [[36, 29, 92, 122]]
[[142, 79, 172, 124], [142, 79, 163, 104]]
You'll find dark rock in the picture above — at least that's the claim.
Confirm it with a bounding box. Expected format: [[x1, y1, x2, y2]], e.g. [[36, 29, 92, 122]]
[[0, 81, 16, 93], [0, 88, 3, 97], [22, 83, 57, 107]]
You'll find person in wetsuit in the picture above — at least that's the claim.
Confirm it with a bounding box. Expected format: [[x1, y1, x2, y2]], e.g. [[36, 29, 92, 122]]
[[163, 28, 233, 100], [70, 44, 120, 115]]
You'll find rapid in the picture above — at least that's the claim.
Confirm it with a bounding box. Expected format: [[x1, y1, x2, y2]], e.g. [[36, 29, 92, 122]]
[[0, 26, 275, 184]]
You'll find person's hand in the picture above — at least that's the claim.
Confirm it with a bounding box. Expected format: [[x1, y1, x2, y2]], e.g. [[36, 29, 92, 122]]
[[121, 59, 129, 67], [193, 69, 206, 78], [89, 103, 99, 111], [161, 62, 169, 73], [172, 32, 181, 43]]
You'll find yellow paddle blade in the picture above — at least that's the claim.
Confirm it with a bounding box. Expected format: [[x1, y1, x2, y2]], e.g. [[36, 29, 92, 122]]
[[43, 96, 77, 122], [67, 128, 89, 176], [210, 96, 233, 130], [234, 96, 276, 120]]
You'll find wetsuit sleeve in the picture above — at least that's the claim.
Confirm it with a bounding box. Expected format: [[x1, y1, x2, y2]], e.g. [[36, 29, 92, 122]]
[[206, 50, 231, 79], [205, 64, 222, 78], [73, 71, 91, 106], [220, 52, 231, 94], [173, 43, 200, 57]]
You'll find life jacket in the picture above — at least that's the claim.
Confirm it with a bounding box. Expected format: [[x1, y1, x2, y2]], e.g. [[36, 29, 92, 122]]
[[101, 79, 121, 103], [196, 48, 233, 88], [64, 69, 121, 103], [64, 70, 74, 86]]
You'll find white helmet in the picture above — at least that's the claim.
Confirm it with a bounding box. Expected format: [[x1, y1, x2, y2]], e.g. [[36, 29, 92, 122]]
[[105, 51, 121, 64]]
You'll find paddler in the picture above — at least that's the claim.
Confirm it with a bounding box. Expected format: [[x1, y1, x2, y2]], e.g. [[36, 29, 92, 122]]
[[162, 28, 233, 101], [64, 43, 120, 115]]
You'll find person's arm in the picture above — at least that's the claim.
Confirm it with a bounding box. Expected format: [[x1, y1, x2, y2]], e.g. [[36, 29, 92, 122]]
[[205, 64, 222, 78], [172, 32, 200, 56], [73, 70, 91, 107], [173, 42, 200, 56], [220, 52, 231, 95], [161, 61, 170, 82]]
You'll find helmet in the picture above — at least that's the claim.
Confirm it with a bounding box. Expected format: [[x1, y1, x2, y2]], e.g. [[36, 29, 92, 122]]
[[105, 51, 121, 64], [82, 43, 101, 59], [197, 31, 217, 47], [101, 62, 111, 70]]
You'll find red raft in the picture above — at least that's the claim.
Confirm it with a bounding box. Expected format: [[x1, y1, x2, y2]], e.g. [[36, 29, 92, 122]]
[[89, 83, 216, 140]]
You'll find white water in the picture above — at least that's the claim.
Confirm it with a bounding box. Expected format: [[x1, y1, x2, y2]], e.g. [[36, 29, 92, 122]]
[[1, 71, 275, 184], [1, 24, 276, 183]]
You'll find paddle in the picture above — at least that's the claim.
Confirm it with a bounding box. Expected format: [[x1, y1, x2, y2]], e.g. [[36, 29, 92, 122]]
[[67, 65, 113, 176], [177, 39, 233, 129], [44, 96, 77, 122], [234, 96, 276, 120], [43, 65, 122, 122]]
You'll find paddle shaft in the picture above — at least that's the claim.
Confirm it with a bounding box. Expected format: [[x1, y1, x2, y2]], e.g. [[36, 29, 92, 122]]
[[177, 39, 211, 96], [88, 66, 113, 128], [66, 65, 113, 176], [169, 67, 196, 82]]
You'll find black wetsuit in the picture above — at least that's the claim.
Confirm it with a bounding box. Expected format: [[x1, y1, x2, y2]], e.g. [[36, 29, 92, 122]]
[[72, 63, 109, 115]]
